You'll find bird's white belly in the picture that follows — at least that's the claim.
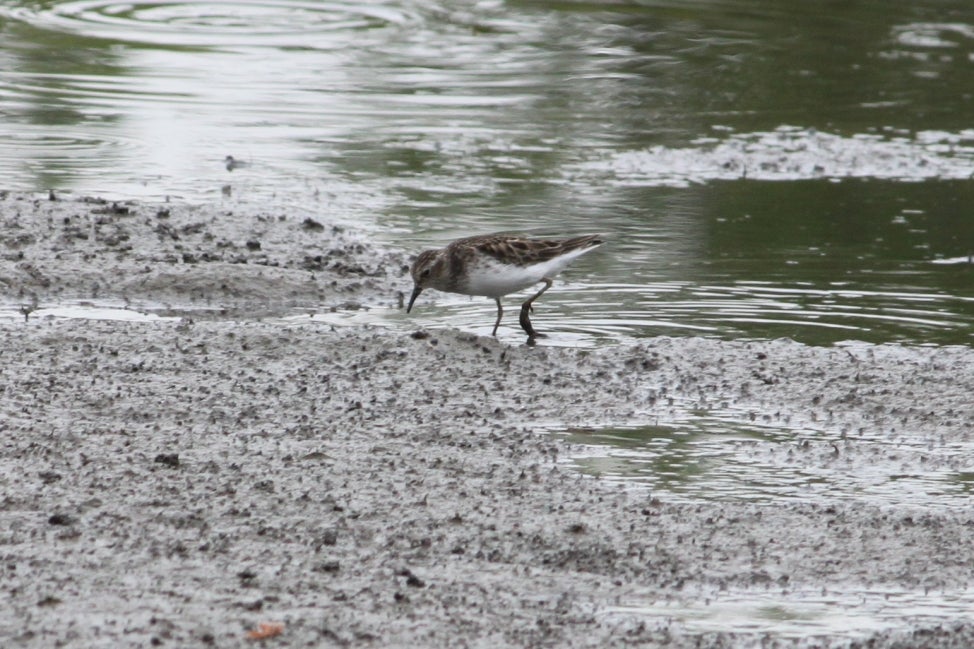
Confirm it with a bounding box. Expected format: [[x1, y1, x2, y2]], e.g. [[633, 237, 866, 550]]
[[459, 244, 598, 298], [464, 258, 547, 297]]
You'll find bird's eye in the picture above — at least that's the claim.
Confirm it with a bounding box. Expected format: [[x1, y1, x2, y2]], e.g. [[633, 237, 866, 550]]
[[420, 268, 431, 278]]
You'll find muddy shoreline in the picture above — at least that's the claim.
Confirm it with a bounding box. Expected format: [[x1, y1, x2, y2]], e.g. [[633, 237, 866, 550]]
[[2, 192, 973, 648]]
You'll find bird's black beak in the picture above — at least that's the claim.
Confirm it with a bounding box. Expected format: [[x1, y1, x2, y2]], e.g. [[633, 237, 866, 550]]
[[406, 285, 422, 313]]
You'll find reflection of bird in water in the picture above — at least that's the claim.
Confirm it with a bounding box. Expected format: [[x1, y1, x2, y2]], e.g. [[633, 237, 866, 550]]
[[224, 155, 249, 172]]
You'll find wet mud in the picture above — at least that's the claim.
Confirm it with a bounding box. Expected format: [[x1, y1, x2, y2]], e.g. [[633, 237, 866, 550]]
[[1, 192, 973, 648], [0, 191, 408, 316]]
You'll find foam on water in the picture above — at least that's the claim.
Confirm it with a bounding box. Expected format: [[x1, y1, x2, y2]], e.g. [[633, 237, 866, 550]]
[[567, 126, 974, 187]]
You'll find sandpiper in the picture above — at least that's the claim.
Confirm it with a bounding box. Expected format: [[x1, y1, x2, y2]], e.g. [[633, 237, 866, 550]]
[[224, 155, 248, 171], [406, 233, 603, 340]]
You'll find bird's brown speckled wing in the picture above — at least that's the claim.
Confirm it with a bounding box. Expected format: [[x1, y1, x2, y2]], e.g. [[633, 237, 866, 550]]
[[453, 234, 602, 268]]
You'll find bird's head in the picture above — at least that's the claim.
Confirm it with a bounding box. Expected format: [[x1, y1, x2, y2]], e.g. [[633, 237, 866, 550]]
[[406, 249, 441, 313]]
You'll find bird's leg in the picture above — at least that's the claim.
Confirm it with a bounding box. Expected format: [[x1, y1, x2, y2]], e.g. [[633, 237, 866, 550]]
[[519, 305, 541, 339], [524, 277, 554, 310], [491, 298, 503, 337], [519, 278, 553, 339]]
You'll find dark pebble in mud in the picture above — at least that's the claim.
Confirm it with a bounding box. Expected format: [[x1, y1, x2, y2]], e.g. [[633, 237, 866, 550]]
[[566, 522, 588, 535], [38, 471, 62, 484], [237, 569, 257, 585], [90, 202, 129, 216], [316, 529, 339, 548], [314, 560, 341, 574], [398, 568, 426, 588], [302, 217, 325, 232], [48, 513, 75, 526], [154, 453, 180, 468]]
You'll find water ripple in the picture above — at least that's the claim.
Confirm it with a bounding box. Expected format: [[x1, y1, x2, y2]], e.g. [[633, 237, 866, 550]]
[[893, 22, 974, 49], [1, 0, 420, 48], [395, 278, 973, 347]]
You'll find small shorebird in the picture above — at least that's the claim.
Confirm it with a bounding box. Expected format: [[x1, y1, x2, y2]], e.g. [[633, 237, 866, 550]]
[[224, 155, 248, 171], [406, 233, 603, 339]]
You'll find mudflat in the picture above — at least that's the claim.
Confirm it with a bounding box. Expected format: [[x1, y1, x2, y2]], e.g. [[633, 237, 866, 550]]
[[2, 192, 973, 648]]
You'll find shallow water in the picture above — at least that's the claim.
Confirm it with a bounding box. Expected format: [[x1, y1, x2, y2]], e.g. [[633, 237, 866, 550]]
[[604, 586, 974, 639], [553, 415, 974, 509], [555, 408, 974, 636], [3, 0, 974, 345]]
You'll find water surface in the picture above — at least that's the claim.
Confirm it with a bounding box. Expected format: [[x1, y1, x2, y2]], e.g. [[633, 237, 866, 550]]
[[2, 0, 974, 345], [604, 586, 974, 640], [554, 414, 974, 509]]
